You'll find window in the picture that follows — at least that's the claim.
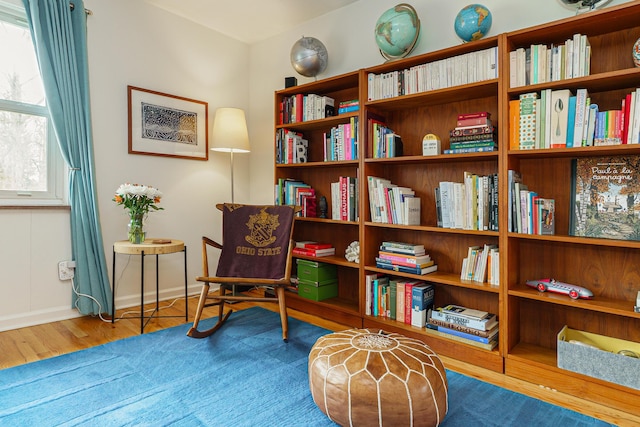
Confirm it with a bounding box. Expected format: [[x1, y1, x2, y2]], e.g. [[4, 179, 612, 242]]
[[0, 1, 65, 205]]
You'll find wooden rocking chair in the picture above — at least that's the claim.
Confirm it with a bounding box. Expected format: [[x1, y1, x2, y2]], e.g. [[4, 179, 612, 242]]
[[187, 203, 299, 341]]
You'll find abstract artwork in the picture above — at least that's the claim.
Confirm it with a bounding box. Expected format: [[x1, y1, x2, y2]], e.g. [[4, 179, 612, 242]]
[[128, 86, 208, 160]]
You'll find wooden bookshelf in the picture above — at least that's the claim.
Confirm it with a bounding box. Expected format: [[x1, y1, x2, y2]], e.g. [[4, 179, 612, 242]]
[[274, 1, 640, 415]]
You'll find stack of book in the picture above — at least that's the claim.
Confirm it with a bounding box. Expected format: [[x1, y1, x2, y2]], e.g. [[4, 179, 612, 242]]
[[426, 304, 498, 350], [292, 241, 335, 257], [374, 241, 437, 276], [445, 112, 497, 154], [338, 99, 359, 114], [365, 273, 434, 327], [460, 243, 498, 284]]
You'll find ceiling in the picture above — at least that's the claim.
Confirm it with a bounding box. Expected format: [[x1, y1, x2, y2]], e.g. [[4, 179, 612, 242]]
[[144, 0, 359, 44]]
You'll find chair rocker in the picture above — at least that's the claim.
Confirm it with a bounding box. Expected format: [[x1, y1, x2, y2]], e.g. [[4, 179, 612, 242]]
[[187, 203, 299, 341]]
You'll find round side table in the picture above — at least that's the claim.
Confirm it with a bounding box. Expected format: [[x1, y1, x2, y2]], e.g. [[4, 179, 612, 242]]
[[111, 239, 188, 333]]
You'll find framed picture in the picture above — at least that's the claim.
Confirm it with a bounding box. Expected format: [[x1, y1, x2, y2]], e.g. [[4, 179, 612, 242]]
[[128, 86, 208, 160], [570, 155, 640, 241]]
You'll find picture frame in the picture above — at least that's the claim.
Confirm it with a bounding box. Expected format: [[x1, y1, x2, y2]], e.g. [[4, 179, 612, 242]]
[[570, 155, 640, 241], [128, 86, 208, 160]]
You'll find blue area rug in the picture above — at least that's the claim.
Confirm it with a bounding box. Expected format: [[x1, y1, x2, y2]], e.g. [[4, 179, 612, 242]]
[[0, 307, 611, 426]]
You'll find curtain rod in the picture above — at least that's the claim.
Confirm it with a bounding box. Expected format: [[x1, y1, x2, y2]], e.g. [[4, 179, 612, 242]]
[[69, 2, 93, 15]]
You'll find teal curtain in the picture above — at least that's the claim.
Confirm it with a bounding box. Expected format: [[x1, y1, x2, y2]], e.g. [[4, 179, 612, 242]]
[[23, 0, 111, 315]]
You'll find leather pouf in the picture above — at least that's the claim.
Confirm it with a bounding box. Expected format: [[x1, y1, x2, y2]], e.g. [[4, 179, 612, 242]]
[[309, 329, 448, 427]]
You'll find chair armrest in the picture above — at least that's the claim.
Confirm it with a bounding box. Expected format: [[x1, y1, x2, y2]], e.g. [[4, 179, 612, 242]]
[[201, 236, 222, 277]]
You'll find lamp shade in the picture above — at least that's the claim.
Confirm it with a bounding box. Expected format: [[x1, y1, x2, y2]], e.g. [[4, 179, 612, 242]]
[[210, 107, 251, 153]]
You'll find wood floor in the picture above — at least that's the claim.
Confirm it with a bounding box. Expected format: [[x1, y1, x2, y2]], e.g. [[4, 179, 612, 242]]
[[1, 293, 638, 426]]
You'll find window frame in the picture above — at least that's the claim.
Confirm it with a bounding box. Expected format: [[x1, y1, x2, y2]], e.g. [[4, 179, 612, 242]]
[[0, 1, 67, 207]]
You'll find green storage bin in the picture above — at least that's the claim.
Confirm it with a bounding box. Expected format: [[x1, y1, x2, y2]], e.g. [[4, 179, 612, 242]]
[[298, 279, 338, 301], [296, 259, 337, 282]]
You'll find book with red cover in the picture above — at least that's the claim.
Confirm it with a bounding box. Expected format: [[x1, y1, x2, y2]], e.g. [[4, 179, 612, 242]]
[[296, 242, 332, 250], [292, 247, 336, 257], [457, 111, 491, 120]]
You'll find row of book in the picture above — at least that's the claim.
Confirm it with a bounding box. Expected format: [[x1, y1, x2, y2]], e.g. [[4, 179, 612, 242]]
[[274, 179, 317, 217], [460, 243, 498, 285], [509, 33, 591, 88], [369, 119, 403, 158], [292, 241, 335, 257], [365, 273, 434, 328], [367, 176, 421, 225], [435, 172, 499, 232], [513, 86, 640, 151], [330, 176, 358, 221], [279, 93, 335, 124], [508, 178, 555, 236], [367, 47, 498, 101], [275, 128, 307, 164], [375, 241, 437, 276], [426, 305, 499, 350], [323, 117, 359, 161], [444, 111, 497, 154]]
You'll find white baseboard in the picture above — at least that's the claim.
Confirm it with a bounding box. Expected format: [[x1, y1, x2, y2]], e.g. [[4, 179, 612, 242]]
[[0, 283, 211, 332]]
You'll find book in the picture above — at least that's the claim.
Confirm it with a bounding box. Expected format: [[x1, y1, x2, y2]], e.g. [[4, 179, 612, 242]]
[[411, 283, 434, 327], [430, 308, 498, 331], [427, 322, 498, 344], [573, 88, 589, 147], [519, 92, 537, 149], [549, 89, 572, 148], [539, 198, 555, 235], [375, 259, 438, 276], [296, 241, 333, 250], [379, 242, 425, 254], [441, 304, 490, 319], [427, 317, 499, 338], [424, 323, 498, 350], [378, 251, 432, 267], [449, 125, 494, 137], [365, 273, 380, 316], [570, 156, 640, 241], [457, 111, 491, 120], [292, 247, 336, 257]]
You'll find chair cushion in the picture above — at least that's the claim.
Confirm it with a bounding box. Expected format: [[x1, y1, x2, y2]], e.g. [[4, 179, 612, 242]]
[[216, 204, 295, 280]]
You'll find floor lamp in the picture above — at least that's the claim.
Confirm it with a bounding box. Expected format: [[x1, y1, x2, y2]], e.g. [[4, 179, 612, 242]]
[[210, 107, 251, 204], [210, 108, 251, 299]]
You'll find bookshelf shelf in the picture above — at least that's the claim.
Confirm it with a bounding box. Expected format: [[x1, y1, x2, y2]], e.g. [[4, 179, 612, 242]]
[[274, 1, 640, 417]]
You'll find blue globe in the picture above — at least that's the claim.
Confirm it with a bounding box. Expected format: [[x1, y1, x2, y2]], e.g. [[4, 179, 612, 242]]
[[454, 4, 492, 43]]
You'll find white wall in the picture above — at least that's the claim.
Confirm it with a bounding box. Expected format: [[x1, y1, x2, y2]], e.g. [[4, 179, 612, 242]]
[[248, 0, 633, 202], [0, 0, 632, 331], [0, 0, 251, 331]]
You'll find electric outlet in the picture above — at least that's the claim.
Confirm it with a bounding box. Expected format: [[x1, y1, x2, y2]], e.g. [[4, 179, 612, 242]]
[[58, 260, 75, 280]]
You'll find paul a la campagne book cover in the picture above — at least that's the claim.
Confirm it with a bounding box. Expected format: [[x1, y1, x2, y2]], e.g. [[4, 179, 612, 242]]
[[570, 155, 640, 241]]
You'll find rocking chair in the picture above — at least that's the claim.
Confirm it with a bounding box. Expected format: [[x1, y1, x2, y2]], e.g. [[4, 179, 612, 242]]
[[187, 203, 299, 341]]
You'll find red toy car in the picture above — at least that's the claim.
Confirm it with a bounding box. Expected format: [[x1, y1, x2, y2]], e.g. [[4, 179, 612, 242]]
[[525, 278, 593, 300]]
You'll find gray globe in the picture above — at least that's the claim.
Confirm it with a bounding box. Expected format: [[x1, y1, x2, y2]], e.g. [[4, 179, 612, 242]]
[[558, 0, 611, 10], [290, 37, 328, 78]]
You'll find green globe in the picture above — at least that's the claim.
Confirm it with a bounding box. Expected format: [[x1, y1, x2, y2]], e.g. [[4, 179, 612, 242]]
[[454, 4, 492, 43], [374, 4, 421, 61]]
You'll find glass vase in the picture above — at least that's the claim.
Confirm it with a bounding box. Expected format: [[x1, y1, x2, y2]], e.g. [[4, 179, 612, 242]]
[[128, 213, 146, 244]]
